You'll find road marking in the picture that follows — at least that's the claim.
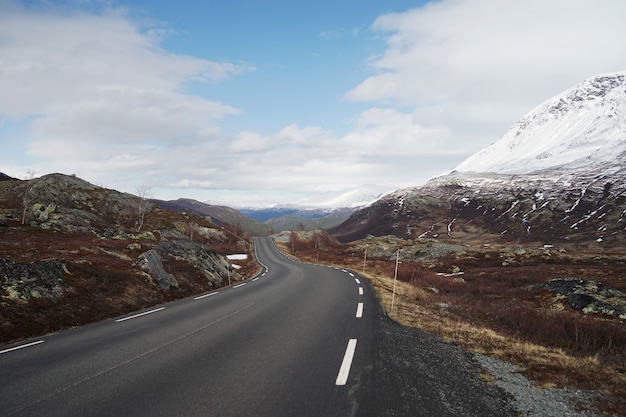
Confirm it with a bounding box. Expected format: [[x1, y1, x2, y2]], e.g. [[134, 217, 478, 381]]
[[0, 340, 44, 355], [358, 287, 363, 295], [252, 277, 259, 281], [115, 307, 165, 322], [348, 272, 354, 277], [336, 339, 357, 386], [194, 292, 219, 300], [356, 302, 363, 318], [341, 269, 347, 272], [233, 283, 246, 289], [354, 278, 360, 284]]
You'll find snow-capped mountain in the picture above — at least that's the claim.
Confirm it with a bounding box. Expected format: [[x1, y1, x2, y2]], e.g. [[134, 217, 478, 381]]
[[331, 72, 626, 246], [238, 184, 395, 231], [455, 71, 626, 174], [294, 184, 393, 209]]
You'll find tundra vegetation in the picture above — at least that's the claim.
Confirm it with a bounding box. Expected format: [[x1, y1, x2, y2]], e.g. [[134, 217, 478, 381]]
[[282, 231, 626, 416]]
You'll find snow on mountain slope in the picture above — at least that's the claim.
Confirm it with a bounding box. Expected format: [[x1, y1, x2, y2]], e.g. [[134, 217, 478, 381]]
[[455, 71, 626, 174], [294, 184, 394, 209]]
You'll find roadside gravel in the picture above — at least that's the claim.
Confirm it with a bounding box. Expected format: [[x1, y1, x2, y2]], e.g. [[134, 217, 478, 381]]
[[357, 307, 600, 417], [356, 311, 516, 416], [474, 353, 600, 417]]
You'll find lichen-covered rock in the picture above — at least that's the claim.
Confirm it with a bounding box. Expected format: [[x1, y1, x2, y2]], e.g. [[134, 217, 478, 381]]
[[347, 235, 467, 262], [133, 250, 178, 289], [156, 239, 233, 288], [530, 278, 626, 319], [0, 258, 68, 301]]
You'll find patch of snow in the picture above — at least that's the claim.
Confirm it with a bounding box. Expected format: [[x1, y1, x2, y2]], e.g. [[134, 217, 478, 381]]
[[295, 184, 396, 209], [455, 72, 626, 175]]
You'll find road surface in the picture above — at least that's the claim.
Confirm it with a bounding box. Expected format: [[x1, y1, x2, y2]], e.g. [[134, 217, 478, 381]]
[[1, 237, 517, 416], [1, 237, 377, 417]]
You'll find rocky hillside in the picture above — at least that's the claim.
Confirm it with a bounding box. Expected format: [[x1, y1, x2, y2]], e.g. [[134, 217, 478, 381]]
[[0, 173, 256, 343], [331, 166, 626, 248], [155, 198, 273, 236]]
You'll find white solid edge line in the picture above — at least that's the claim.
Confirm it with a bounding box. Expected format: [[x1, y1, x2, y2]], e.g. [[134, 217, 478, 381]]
[[0, 340, 45, 355], [233, 283, 246, 289], [356, 302, 364, 318], [194, 292, 219, 300], [358, 287, 364, 295], [115, 307, 165, 322], [336, 339, 358, 386]]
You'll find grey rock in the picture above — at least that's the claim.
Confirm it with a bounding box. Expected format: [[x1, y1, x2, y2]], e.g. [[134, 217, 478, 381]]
[[133, 250, 178, 289], [156, 240, 233, 288], [530, 278, 626, 318], [0, 258, 68, 300]]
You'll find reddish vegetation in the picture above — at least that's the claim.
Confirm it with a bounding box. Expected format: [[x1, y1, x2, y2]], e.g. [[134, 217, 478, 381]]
[[0, 219, 257, 344]]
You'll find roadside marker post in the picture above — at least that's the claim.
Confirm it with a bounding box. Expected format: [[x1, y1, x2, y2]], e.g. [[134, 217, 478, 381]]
[[391, 249, 399, 311]]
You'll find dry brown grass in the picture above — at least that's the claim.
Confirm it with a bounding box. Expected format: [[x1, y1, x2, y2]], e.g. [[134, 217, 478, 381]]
[[285, 243, 626, 416]]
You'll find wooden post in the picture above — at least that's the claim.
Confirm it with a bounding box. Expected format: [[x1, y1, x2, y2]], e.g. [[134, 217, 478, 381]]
[[362, 249, 367, 273], [391, 249, 399, 311]]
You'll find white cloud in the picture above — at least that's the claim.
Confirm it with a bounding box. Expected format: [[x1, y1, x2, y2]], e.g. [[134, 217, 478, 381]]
[[4, 0, 626, 207], [346, 0, 626, 148], [0, 2, 254, 192]]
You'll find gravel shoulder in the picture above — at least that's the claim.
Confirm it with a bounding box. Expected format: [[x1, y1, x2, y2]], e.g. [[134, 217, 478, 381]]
[[356, 308, 600, 417], [475, 354, 600, 417], [355, 309, 516, 417]]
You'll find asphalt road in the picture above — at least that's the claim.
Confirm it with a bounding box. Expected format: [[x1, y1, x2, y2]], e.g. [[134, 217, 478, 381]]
[[0, 237, 378, 417]]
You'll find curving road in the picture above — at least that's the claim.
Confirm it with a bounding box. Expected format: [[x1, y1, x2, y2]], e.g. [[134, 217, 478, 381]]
[[0, 237, 378, 417]]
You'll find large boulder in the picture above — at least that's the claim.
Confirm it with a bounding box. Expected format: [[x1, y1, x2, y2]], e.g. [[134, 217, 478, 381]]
[[133, 250, 179, 290], [156, 240, 233, 288]]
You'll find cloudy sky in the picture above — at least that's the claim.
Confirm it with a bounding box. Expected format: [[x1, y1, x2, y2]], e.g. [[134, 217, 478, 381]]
[[2, 0, 626, 207]]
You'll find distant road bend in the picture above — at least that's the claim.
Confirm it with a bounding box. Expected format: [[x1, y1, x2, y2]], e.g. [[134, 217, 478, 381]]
[[0, 237, 378, 417]]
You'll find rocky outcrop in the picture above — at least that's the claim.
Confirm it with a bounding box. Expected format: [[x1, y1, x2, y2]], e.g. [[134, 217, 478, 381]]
[[6, 173, 149, 235], [133, 250, 179, 290], [530, 279, 626, 319], [155, 239, 235, 288], [345, 234, 467, 262], [0, 258, 68, 301]]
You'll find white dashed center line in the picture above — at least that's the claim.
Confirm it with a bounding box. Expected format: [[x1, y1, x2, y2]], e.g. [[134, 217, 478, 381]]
[[354, 278, 360, 284], [336, 339, 357, 386], [0, 340, 44, 355], [194, 292, 219, 300], [358, 287, 363, 296], [233, 283, 246, 289], [356, 302, 363, 318], [115, 307, 165, 322]]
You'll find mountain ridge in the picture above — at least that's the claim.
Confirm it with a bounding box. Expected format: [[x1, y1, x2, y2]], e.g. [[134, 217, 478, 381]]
[[330, 72, 626, 247], [455, 71, 626, 174]]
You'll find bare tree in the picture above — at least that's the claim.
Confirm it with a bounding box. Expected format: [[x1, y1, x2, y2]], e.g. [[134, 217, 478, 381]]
[[135, 185, 153, 232], [21, 169, 37, 224], [24, 168, 37, 180]]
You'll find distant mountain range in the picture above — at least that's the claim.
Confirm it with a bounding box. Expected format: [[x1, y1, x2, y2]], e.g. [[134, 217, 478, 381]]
[[152, 185, 393, 234], [229, 185, 394, 232], [330, 71, 626, 247]]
